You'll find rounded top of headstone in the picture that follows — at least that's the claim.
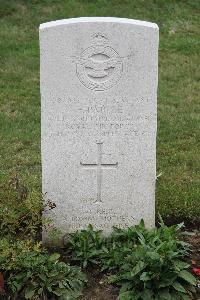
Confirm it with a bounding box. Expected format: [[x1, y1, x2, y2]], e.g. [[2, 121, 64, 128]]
[[39, 17, 159, 30]]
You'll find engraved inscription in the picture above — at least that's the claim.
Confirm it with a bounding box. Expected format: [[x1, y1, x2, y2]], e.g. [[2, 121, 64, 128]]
[[76, 33, 123, 91], [46, 95, 156, 138], [66, 207, 135, 230], [80, 142, 118, 203]]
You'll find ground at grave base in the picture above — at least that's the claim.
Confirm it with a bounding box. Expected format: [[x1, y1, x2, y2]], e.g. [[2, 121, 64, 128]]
[[79, 268, 119, 300]]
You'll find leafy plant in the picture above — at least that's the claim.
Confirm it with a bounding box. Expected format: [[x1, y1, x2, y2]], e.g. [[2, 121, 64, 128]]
[[106, 221, 196, 299], [0, 237, 42, 272], [7, 251, 86, 299], [0, 178, 43, 239], [66, 224, 104, 268], [66, 220, 197, 299], [100, 220, 147, 271]]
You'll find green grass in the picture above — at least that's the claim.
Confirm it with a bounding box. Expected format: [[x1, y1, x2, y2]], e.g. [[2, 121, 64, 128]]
[[0, 0, 199, 224]]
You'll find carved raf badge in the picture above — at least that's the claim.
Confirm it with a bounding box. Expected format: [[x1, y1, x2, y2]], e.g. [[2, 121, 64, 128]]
[[76, 33, 123, 91]]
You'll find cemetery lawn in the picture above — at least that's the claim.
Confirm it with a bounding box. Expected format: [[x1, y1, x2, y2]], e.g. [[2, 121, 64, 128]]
[[0, 0, 200, 227]]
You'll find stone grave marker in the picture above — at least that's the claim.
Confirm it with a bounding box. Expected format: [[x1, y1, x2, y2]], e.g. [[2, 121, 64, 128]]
[[40, 17, 159, 243]]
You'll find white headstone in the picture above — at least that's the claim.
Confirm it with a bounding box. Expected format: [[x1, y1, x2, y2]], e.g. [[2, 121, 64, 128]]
[[40, 17, 159, 243]]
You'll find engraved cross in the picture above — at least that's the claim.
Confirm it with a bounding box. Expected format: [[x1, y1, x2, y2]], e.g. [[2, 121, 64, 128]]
[[80, 142, 118, 203]]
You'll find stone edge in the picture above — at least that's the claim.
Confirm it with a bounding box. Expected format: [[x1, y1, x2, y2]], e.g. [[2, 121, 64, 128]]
[[39, 17, 159, 31]]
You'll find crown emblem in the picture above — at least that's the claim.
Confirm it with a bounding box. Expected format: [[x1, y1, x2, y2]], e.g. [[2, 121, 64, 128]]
[[91, 33, 108, 45]]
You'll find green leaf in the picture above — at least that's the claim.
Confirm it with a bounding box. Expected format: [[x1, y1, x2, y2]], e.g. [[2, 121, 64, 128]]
[[49, 253, 60, 262], [140, 289, 153, 300], [174, 260, 190, 270], [178, 270, 197, 285], [187, 284, 196, 293], [47, 285, 52, 292], [131, 261, 145, 276], [25, 287, 35, 299], [120, 282, 134, 293], [38, 273, 46, 281], [182, 295, 191, 300], [158, 289, 171, 300], [172, 282, 186, 293], [146, 251, 160, 260], [38, 287, 43, 294], [54, 288, 66, 296], [107, 274, 120, 283], [119, 291, 140, 300], [140, 272, 151, 281], [83, 260, 87, 268]]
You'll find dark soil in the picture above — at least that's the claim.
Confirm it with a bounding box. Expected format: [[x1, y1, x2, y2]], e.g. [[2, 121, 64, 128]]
[[80, 268, 118, 300], [156, 217, 200, 231], [186, 231, 200, 265]]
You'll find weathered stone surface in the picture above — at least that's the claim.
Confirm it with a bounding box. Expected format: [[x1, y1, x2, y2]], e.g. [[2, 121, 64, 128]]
[[40, 17, 159, 242]]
